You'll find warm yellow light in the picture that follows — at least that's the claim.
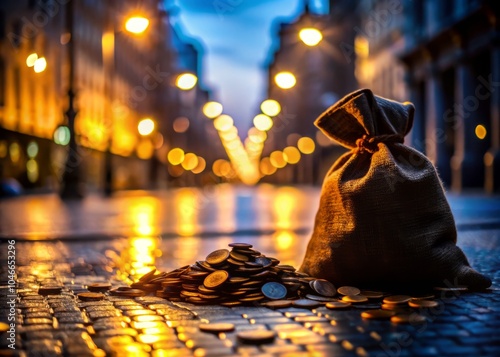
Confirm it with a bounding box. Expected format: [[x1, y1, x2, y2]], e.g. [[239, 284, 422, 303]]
[[181, 153, 198, 171], [260, 99, 281, 117], [299, 28, 323, 46], [220, 126, 238, 141], [297, 137, 315, 154], [253, 114, 273, 131], [53, 126, 70, 146], [26, 53, 38, 67], [270, 151, 287, 168], [475, 124, 487, 140], [176, 73, 197, 90], [33, 57, 47, 73], [192, 157, 206, 174], [138, 118, 155, 136], [125, 16, 150, 34], [27, 141, 39, 158], [26, 159, 39, 183], [168, 148, 185, 165], [136, 139, 154, 159], [355, 36, 370, 58], [173, 116, 190, 133], [259, 157, 277, 176], [283, 146, 301, 164], [214, 115, 234, 131], [275, 71, 296, 89], [248, 128, 267, 144], [203, 102, 223, 119]]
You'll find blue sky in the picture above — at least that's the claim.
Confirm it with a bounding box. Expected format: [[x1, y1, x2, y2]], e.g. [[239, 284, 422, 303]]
[[166, 0, 327, 130]]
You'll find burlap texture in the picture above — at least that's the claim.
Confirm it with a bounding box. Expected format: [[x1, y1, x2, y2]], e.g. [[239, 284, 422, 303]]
[[300, 89, 491, 289]]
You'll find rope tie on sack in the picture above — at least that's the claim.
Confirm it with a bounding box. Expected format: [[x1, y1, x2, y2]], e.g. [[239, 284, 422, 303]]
[[354, 134, 404, 154]]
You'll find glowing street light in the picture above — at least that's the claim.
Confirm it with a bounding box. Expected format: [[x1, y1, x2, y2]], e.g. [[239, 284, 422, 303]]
[[214, 114, 234, 131], [260, 99, 281, 117], [275, 71, 296, 89], [33, 57, 47, 73], [176, 73, 198, 90], [203, 101, 223, 118], [138, 118, 155, 136], [299, 28, 323, 46], [253, 114, 273, 131], [26, 53, 38, 67], [125, 16, 150, 34]]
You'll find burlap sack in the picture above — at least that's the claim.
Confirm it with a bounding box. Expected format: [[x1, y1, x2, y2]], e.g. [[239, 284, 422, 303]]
[[300, 89, 491, 290]]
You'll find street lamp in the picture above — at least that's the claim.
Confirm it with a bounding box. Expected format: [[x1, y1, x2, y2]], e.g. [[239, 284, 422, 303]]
[[138, 118, 155, 136], [125, 16, 150, 34], [175, 73, 198, 90], [299, 28, 323, 46], [274, 71, 296, 89]]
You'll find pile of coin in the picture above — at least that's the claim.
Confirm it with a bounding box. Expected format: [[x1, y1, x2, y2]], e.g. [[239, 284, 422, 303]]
[[132, 243, 337, 306]]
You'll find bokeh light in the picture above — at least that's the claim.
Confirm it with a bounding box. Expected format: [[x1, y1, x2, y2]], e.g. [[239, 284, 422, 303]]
[[54, 126, 70, 146], [270, 151, 287, 168], [191, 157, 206, 174], [475, 124, 487, 140], [125, 16, 150, 34], [203, 102, 223, 119], [214, 115, 234, 131], [253, 114, 273, 131], [283, 146, 301, 164], [275, 71, 296, 89], [138, 118, 155, 136], [299, 28, 323, 46], [33, 57, 47, 73], [173, 117, 190, 133], [297, 137, 315, 154], [168, 148, 185, 165], [27, 141, 39, 158], [175, 73, 197, 90], [260, 99, 281, 117], [181, 153, 199, 171], [26, 53, 38, 67]]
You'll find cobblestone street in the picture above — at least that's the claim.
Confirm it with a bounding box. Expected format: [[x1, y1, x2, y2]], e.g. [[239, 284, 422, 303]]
[[1, 186, 500, 356]]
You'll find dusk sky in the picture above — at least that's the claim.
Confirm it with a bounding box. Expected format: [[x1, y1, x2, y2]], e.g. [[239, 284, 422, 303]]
[[165, 0, 328, 130]]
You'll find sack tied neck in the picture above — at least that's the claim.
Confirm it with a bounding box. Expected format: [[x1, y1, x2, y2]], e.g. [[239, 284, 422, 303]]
[[355, 134, 404, 154]]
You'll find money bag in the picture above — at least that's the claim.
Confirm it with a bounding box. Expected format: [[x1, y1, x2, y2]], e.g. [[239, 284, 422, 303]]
[[300, 89, 491, 290]]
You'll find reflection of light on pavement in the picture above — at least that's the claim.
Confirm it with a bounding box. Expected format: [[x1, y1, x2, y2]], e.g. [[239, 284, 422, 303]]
[[174, 189, 200, 236], [174, 236, 200, 267], [273, 187, 299, 229], [215, 184, 236, 232], [129, 198, 159, 236], [272, 230, 298, 266], [118, 236, 160, 282]]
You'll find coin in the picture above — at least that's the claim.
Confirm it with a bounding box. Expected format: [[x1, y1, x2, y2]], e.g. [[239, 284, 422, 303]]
[[203, 270, 229, 289], [254, 257, 272, 268], [88, 283, 112, 292], [206, 249, 230, 265], [361, 309, 396, 320], [305, 294, 337, 302], [229, 251, 250, 262], [199, 323, 235, 333], [312, 279, 336, 297], [109, 287, 146, 297], [77, 292, 105, 301], [408, 300, 439, 308], [261, 282, 287, 300], [237, 330, 275, 344], [228, 243, 253, 249], [381, 303, 411, 312], [325, 301, 351, 309], [360, 290, 384, 299], [139, 268, 157, 282], [410, 294, 435, 301], [341, 295, 368, 303], [38, 286, 63, 295], [391, 314, 426, 324], [263, 300, 294, 309], [292, 299, 322, 308], [383, 295, 411, 305], [337, 286, 360, 296]]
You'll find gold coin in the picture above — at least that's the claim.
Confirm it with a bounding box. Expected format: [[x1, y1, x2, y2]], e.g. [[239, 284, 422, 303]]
[[292, 299, 322, 308], [337, 286, 361, 296], [325, 301, 351, 309], [229, 251, 249, 262], [361, 309, 396, 320], [262, 300, 294, 309], [408, 300, 439, 308], [381, 303, 411, 312], [88, 283, 112, 292], [360, 290, 384, 299], [138, 268, 157, 282], [109, 287, 146, 297], [410, 294, 435, 301], [383, 295, 411, 304], [77, 292, 105, 301], [237, 330, 275, 344], [203, 270, 229, 289], [391, 314, 427, 324], [206, 249, 230, 265], [342, 295, 368, 303], [199, 323, 235, 333]]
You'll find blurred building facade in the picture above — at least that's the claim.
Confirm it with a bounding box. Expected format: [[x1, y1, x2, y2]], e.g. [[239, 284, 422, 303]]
[[356, 0, 499, 192], [261, 0, 358, 184], [0, 0, 214, 193]]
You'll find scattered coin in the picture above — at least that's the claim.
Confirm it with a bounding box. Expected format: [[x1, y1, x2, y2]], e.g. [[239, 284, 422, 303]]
[[237, 330, 276, 344], [391, 314, 427, 324], [38, 286, 63, 295], [203, 270, 229, 289], [228, 243, 253, 249], [305, 294, 337, 302], [342, 295, 368, 303], [109, 287, 146, 297], [293, 299, 322, 308], [337, 286, 361, 296], [312, 279, 336, 297], [360, 290, 384, 299], [408, 300, 439, 308], [263, 300, 294, 309], [361, 309, 396, 320], [199, 323, 235, 333], [261, 282, 287, 300], [77, 292, 105, 301], [383, 295, 411, 305], [139, 268, 157, 282], [325, 301, 351, 309], [88, 283, 112, 292], [205, 249, 230, 265], [410, 294, 435, 301]]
